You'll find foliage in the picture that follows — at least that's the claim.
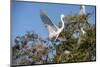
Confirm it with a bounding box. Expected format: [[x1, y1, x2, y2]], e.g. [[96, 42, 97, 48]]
[[12, 13, 96, 66], [53, 13, 96, 63]]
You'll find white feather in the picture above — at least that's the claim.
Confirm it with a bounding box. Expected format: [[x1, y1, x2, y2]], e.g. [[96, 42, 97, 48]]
[[40, 10, 65, 40], [79, 5, 86, 15]]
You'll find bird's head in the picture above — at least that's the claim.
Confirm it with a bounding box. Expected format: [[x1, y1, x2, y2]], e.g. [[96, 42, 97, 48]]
[[61, 14, 65, 19]]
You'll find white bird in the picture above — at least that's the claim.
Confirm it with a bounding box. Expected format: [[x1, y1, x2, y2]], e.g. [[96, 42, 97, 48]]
[[81, 27, 86, 35], [40, 10, 65, 40], [64, 50, 70, 54], [79, 5, 86, 15]]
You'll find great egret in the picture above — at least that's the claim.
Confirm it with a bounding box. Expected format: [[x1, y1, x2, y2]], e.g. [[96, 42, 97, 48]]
[[40, 10, 65, 40], [79, 5, 86, 15], [81, 27, 86, 35], [64, 50, 70, 54]]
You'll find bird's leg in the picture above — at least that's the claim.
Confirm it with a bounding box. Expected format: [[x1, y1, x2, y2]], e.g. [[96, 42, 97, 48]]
[[55, 34, 59, 41], [54, 35, 58, 41]]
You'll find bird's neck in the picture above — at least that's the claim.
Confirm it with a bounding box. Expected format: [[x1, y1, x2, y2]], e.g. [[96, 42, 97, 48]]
[[81, 28, 86, 34], [60, 17, 64, 30]]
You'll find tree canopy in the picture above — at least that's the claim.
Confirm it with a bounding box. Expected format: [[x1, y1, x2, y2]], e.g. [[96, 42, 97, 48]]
[[12, 13, 96, 66]]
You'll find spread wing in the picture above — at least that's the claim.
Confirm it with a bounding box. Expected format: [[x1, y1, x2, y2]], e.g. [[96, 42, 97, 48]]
[[40, 10, 58, 32]]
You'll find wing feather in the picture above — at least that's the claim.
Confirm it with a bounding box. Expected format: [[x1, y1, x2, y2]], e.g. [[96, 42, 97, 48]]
[[40, 10, 57, 32]]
